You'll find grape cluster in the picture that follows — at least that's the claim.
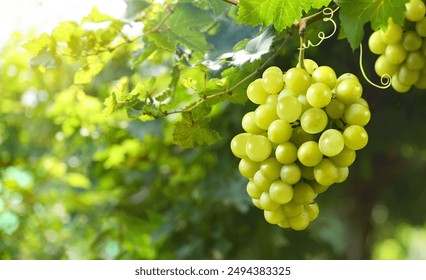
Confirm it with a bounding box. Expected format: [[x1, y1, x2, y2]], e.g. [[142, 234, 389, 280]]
[[368, 0, 426, 92], [230, 60, 370, 230]]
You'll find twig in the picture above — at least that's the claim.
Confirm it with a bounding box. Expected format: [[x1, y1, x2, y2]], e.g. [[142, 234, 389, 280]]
[[222, 0, 240, 5]]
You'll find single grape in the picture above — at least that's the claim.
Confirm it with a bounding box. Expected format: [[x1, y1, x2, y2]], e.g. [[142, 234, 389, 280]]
[[335, 78, 363, 104], [284, 67, 312, 95], [269, 180, 294, 204], [280, 163, 302, 185], [385, 43, 407, 64], [275, 142, 298, 164], [268, 119, 293, 144], [375, 55, 399, 77], [246, 180, 262, 199], [259, 192, 281, 211], [246, 134, 272, 162], [230, 133, 251, 158], [311, 66, 337, 89], [405, 0, 426, 22], [392, 74, 411, 93], [254, 104, 278, 130], [325, 99, 345, 119], [252, 198, 262, 209], [278, 88, 298, 99], [416, 17, 426, 37], [260, 157, 282, 180], [277, 216, 291, 228], [253, 170, 273, 192], [293, 182, 316, 205], [343, 125, 369, 150], [301, 166, 315, 180], [310, 180, 329, 194], [262, 66, 283, 78], [402, 31, 423, 52], [276, 95, 302, 122], [398, 64, 420, 86], [379, 18, 403, 44], [343, 103, 371, 126], [290, 126, 316, 147], [297, 59, 319, 74], [336, 166, 349, 183], [242, 111, 264, 134], [283, 200, 304, 218], [305, 202, 319, 221], [329, 146, 356, 167], [300, 108, 328, 134], [336, 73, 359, 85], [314, 158, 339, 186], [318, 129, 345, 157], [239, 157, 260, 178], [369, 31, 387, 55], [288, 210, 310, 231], [247, 79, 268, 104], [263, 71, 284, 94], [297, 141, 324, 167], [306, 83, 332, 108], [264, 208, 285, 224], [405, 51, 426, 71]]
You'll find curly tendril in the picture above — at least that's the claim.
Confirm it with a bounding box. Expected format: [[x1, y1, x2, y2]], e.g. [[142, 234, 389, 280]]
[[359, 44, 392, 89]]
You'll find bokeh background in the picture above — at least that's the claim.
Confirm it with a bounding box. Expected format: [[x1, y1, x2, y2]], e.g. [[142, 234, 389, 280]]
[[1, 0, 426, 260]]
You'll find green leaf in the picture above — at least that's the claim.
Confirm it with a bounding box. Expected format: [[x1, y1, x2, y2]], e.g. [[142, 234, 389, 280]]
[[335, 0, 407, 49], [237, 0, 332, 31], [24, 33, 51, 55], [172, 120, 221, 149], [102, 92, 118, 115], [129, 77, 156, 99], [66, 173, 91, 189], [52, 21, 79, 42], [84, 6, 116, 23], [74, 55, 109, 84], [148, 3, 213, 52], [29, 50, 59, 70], [131, 43, 157, 69], [125, 0, 150, 18]]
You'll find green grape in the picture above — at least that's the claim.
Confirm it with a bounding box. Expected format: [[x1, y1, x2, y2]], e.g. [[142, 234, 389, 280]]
[[276, 95, 302, 122], [263, 71, 285, 94], [405, 51, 426, 71], [369, 31, 387, 55], [297, 59, 319, 74], [230, 133, 251, 158], [260, 157, 282, 180], [242, 111, 264, 134], [268, 119, 293, 144], [253, 170, 273, 192], [252, 198, 262, 209], [259, 192, 281, 211], [297, 141, 324, 167], [405, 0, 426, 22], [275, 141, 298, 164], [402, 31, 423, 52], [305, 202, 320, 221], [300, 108, 328, 134], [375, 55, 399, 76], [343, 103, 371, 126], [301, 166, 315, 180], [311, 66, 337, 89], [318, 129, 345, 157], [310, 180, 329, 194], [247, 79, 269, 104], [379, 18, 403, 44], [239, 157, 260, 178], [298, 93, 311, 114], [246, 180, 262, 199], [415, 73, 426, 89], [246, 135, 272, 162], [329, 146, 356, 167], [314, 158, 339, 186], [284, 67, 312, 95], [293, 182, 316, 205], [262, 66, 283, 77], [416, 18, 426, 37], [288, 210, 310, 231], [278, 88, 298, 99], [398, 64, 420, 86], [385, 43, 407, 64], [269, 180, 294, 204], [280, 163, 302, 185], [290, 126, 316, 147], [306, 83, 332, 108], [283, 200, 304, 218], [254, 104, 278, 130], [277, 217, 291, 228], [264, 208, 285, 224], [392, 74, 411, 93], [343, 125, 369, 150], [357, 98, 370, 109], [336, 73, 359, 85], [336, 166, 349, 183], [266, 94, 278, 106], [422, 38, 426, 56], [335, 78, 363, 104], [325, 99, 345, 119]]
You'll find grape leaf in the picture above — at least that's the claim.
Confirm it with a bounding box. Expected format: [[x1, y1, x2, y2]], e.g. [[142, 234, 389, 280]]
[[335, 0, 407, 50], [148, 3, 213, 52], [237, 0, 332, 31], [173, 121, 221, 149]]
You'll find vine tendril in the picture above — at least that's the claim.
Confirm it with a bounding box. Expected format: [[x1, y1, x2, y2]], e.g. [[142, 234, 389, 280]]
[[359, 44, 391, 89]]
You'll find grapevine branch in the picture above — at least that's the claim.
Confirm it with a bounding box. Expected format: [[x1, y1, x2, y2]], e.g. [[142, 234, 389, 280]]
[[222, 0, 240, 5]]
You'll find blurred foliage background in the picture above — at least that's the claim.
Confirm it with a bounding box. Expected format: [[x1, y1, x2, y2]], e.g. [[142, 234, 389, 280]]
[[1, 0, 426, 260]]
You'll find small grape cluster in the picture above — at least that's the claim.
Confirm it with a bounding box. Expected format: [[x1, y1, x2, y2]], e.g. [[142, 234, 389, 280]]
[[230, 60, 370, 230], [368, 0, 426, 92]]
